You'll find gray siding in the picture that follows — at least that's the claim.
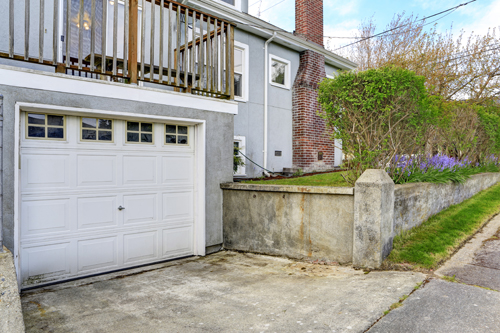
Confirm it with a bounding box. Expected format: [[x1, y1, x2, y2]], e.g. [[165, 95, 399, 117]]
[[234, 29, 300, 177], [0, 84, 234, 252]]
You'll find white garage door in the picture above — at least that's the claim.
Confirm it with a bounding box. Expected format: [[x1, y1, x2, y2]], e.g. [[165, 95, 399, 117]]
[[19, 112, 196, 288]]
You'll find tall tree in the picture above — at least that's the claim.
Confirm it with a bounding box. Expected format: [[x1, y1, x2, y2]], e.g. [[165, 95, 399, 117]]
[[335, 14, 500, 104]]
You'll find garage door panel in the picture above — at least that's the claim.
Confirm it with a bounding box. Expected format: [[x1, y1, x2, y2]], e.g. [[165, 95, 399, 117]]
[[22, 154, 70, 190], [123, 231, 158, 264], [162, 191, 193, 221], [77, 155, 117, 187], [162, 226, 193, 257], [162, 156, 194, 185], [123, 194, 157, 225], [21, 242, 72, 285], [77, 196, 118, 229], [22, 198, 71, 236], [77, 237, 118, 273], [123, 156, 157, 185]]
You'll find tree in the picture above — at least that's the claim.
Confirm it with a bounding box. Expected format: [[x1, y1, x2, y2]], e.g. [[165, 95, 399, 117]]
[[336, 13, 500, 104]]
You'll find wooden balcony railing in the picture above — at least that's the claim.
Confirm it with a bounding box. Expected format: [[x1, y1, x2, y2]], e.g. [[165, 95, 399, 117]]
[[1, 0, 235, 99]]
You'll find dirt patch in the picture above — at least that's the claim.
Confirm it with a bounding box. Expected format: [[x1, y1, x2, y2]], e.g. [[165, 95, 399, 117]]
[[236, 169, 345, 182]]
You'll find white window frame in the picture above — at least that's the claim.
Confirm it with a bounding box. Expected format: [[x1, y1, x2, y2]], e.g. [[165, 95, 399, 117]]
[[234, 135, 246, 176], [234, 41, 249, 102], [326, 73, 334, 79], [213, 0, 242, 11], [269, 54, 291, 90]]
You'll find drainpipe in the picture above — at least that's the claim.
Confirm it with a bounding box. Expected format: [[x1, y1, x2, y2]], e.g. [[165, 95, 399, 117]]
[[263, 32, 277, 174], [0, 94, 3, 252]]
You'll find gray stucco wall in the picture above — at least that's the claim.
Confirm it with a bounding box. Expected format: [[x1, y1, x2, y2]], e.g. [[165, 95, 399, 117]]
[[394, 173, 500, 234], [0, 82, 234, 253], [222, 184, 354, 263], [234, 29, 300, 177]]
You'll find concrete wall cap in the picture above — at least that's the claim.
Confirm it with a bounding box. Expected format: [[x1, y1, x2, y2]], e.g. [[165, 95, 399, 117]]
[[355, 169, 394, 185], [220, 182, 354, 195]]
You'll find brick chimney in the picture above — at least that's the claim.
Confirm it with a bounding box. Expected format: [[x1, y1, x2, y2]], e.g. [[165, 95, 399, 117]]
[[292, 0, 335, 172], [295, 0, 324, 46]]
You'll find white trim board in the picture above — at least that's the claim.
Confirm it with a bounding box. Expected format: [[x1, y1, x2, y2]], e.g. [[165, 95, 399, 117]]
[[0, 65, 238, 115], [13, 102, 207, 288]]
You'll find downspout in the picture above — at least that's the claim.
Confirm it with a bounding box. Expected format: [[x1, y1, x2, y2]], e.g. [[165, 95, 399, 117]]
[[263, 32, 277, 174]]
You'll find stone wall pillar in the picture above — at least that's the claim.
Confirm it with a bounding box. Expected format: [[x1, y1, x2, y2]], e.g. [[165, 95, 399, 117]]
[[353, 169, 395, 268]]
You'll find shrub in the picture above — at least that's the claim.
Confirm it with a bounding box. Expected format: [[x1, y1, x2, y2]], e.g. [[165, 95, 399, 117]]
[[318, 66, 436, 185]]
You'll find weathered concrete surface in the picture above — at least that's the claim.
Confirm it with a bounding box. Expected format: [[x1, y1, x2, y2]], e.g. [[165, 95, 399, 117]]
[[0, 247, 25, 333], [437, 214, 500, 291], [353, 170, 395, 268], [222, 185, 355, 263], [394, 172, 500, 233], [21, 251, 425, 333], [368, 279, 500, 333]]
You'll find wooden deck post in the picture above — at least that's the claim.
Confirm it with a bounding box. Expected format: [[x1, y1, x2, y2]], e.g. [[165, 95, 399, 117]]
[[128, 0, 138, 84], [230, 25, 235, 100]]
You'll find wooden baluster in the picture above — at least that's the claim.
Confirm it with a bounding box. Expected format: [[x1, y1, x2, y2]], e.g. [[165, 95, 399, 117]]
[[183, 8, 188, 89], [167, 2, 172, 83], [112, 0, 118, 75], [175, 5, 180, 86], [198, 14, 203, 90], [101, 0, 106, 74], [190, 10, 195, 92], [9, 0, 14, 58], [78, 0, 83, 70], [159, 0, 164, 83], [150, 0, 155, 82], [140, 0, 145, 80], [90, 0, 96, 71], [39, 0, 44, 63], [123, 0, 129, 77], [66, 0, 71, 68], [53, 0, 58, 64], [25, 0, 30, 60], [230, 25, 234, 100]]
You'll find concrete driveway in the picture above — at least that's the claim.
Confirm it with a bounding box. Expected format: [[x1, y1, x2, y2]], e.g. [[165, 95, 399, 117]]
[[21, 251, 424, 333]]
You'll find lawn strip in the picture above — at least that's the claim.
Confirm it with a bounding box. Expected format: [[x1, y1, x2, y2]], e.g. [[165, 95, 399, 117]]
[[385, 182, 500, 270], [242, 171, 351, 187]]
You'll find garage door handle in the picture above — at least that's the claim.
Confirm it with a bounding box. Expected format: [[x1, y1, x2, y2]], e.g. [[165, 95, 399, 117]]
[[118, 206, 125, 211]]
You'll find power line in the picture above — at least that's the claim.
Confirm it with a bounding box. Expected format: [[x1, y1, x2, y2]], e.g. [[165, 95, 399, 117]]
[[333, 0, 478, 51], [260, 0, 289, 14]]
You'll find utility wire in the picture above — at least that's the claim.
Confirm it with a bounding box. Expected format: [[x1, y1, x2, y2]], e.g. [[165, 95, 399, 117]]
[[334, 0, 477, 50], [260, 0, 289, 14], [238, 151, 279, 174]]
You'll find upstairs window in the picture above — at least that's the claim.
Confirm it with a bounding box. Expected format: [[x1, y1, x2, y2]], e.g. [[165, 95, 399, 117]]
[[234, 42, 249, 102], [269, 54, 291, 89], [213, 0, 241, 10]]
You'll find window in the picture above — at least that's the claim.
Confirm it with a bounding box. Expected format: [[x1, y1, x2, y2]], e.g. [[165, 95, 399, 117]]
[[26, 113, 65, 140], [233, 42, 249, 102], [213, 0, 242, 10], [269, 54, 291, 89], [126, 121, 154, 144], [81, 118, 113, 142], [234, 136, 246, 176], [165, 125, 189, 145]]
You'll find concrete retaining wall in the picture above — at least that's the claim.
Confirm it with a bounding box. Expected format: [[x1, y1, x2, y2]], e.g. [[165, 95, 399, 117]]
[[394, 173, 500, 234], [222, 171, 500, 268], [221, 184, 354, 263]]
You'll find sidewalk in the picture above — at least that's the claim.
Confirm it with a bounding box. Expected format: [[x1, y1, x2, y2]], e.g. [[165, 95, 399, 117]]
[[368, 214, 500, 333]]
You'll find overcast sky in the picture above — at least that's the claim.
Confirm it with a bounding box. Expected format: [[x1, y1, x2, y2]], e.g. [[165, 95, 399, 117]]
[[248, 0, 500, 51]]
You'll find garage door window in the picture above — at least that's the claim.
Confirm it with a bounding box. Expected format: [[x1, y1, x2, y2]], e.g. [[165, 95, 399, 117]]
[[165, 125, 188, 145], [126, 121, 154, 144], [81, 118, 113, 142], [26, 113, 65, 140]]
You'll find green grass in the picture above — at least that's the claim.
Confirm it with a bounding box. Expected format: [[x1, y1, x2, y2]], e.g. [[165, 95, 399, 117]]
[[386, 183, 500, 269], [242, 172, 351, 187]]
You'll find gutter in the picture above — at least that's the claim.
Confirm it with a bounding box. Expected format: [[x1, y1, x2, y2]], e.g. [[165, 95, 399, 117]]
[[263, 32, 277, 174]]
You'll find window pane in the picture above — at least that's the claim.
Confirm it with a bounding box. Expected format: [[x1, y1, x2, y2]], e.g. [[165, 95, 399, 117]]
[[220, 0, 234, 4], [234, 73, 242, 97], [178, 126, 188, 134], [141, 123, 153, 132], [98, 130, 112, 141], [48, 127, 64, 139], [234, 141, 239, 148], [166, 125, 177, 134], [127, 122, 139, 131], [127, 132, 139, 142], [82, 129, 97, 140], [141, 133, 153, 143], [48, 115, 64, 126], [234, 49, 243, 73], [98, 119, 112, 129], [28, 114, 45, 125], [82, 118, 97, 128], [271, 61, 286, 85], [28, 126, 45, 137], [166, 135, 176, 144], [178, 136, 188, 144]]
